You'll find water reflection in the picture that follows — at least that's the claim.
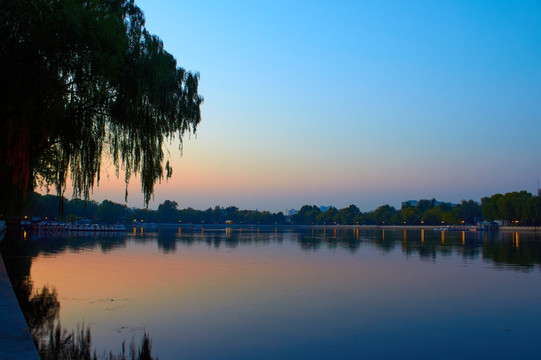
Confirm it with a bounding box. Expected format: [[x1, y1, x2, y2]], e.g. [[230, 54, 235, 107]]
[[158, 226, 541, 271], [4, 227, 541, 271], [1, 236, 60, 340], [0, 231, 159, 360], [2, 227, 541, 359]]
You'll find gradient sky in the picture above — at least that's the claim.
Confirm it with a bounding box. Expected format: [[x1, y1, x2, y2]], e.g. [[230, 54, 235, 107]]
[[57, 0, 541, 212]]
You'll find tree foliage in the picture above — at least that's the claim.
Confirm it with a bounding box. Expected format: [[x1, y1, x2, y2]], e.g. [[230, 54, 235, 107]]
[[97, 199, 128, 224], [157, 200, 179, 223], [291, 205, 321, 225], [0, 0, 203, 216], [24, 190, 541, 226]]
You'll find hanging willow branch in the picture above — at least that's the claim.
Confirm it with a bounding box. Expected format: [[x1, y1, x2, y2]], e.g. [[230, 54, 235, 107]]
[[0, 0, 203, 214]]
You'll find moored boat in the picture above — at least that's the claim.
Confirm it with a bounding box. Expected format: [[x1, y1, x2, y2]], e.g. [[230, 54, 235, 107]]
[[34, 220, 126, 232]]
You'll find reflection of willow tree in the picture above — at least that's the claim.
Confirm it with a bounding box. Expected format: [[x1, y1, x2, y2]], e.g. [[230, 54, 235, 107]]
[[22, 284, 60, 340], [1, 238, 62, 352], [36, 324, 157, 360], [0, 235, 158, 359]]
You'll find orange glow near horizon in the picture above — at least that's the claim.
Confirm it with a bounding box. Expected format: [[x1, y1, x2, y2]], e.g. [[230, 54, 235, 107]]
[[34, 146, 478, 213], [29, 239, 358, 330]]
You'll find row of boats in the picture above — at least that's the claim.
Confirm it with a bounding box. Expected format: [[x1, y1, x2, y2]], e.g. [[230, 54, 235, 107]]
[[32, 221, 126, 232], [434, 222, 499, 232]]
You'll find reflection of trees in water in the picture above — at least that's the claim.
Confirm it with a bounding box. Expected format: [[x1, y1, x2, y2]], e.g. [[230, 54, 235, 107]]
[[318, 230, 362, 252], [125, 227, 541, 270], [36, 323, 156, 360], [0, 233, 158, 360], [483, 232, 541, 270], [8, 231, 128, 257], [298, 236, 322, 251], [23, 284, 60, 340], [3, 228, 541, 272], [3, 227, 541, 274], [155, 230, 177, 253], [1, 228, 540, 358], [130, 228, 283, 252]]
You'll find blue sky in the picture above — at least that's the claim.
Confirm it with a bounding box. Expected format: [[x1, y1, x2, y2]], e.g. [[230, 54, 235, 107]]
[[89, 0, 541, 212]]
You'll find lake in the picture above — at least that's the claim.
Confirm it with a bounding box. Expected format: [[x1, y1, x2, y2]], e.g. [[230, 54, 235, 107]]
[[1, 226, 541, 359]]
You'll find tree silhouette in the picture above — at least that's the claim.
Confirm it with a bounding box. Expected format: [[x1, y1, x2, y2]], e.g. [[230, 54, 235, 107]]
[[0, 0, 203, 216]]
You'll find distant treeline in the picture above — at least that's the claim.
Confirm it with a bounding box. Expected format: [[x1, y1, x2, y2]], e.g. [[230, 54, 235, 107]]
[[25, 190, 541, 226]]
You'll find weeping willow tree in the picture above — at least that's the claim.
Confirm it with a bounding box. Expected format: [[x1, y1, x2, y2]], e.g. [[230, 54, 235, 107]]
[[0, 0, 203, 216]]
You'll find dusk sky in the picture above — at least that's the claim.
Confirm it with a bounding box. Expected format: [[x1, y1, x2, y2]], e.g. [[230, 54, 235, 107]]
[[60, 0, 541, 212]]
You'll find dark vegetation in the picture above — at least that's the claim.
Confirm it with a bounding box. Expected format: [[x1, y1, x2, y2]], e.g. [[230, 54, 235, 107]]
[[37, 323, 156, 360], [25, 190, 541, 226], [1, 1, 190, 357], [291, 190, 541, 226], [0, 0, 202, 218]]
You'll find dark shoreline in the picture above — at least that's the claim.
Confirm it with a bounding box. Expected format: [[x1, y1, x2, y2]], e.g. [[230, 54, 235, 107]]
[[133, 223, 541, 233], [0, 234, 40, 359]]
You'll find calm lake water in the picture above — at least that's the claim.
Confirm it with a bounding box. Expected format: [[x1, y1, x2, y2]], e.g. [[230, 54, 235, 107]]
[[2, 227, 541, 359]]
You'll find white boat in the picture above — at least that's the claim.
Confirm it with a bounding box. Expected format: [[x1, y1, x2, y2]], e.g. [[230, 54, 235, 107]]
[[35, 221, 126, 232]]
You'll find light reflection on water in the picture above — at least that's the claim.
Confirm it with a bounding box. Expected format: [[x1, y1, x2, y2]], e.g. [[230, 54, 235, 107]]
[[2, 227, 541, 359]]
